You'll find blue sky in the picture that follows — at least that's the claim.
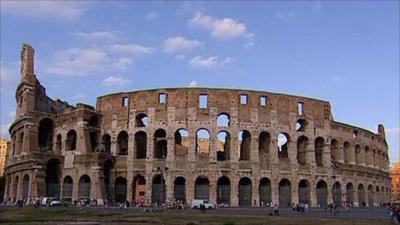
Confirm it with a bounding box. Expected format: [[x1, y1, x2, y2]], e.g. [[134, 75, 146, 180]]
[[1, 1, 399, 163]]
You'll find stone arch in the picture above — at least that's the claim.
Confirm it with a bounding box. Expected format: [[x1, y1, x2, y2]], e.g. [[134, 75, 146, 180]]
[[355, 144, 362, 165], [368, 185, 374, 207], [154, 129, 167, 159], [278, 133, 290, 159], [316, 180, 328, 207], [13, 176, 19, 201], [174, 176, 186, 203], [46, 158, 61, 197], [279, 178, 291, 208], [101, 133, 111, 153], [66, 130, 77, 151], [217, 176, 231, 205], [332, 181, 342, 206], [117, 131, 129, 155], [135, 131, 147, 159], [78, 175, 91, 199], [238, 177, 252, 206], [365, 146, 371, 166], [343, 141, 352, 163], [55, 134, 62, 153], [16, 132, 24, 155], [135, 113, 149, 127], [195, 176, 209, 200], [346, 183, 354, 204], [103, 160, 114, 201], [358, 184, 366, 207], [259, 131, 271, 166], [132, 175, 146, 204], [315, 137, 324, 167], [296, 119, 307, 132], [331, 139, 340, 161], [217, 113, 230, 127], [115, 177, 127, 203], [174, 129, 189, 160], [238, 130, 251, 161], [38, 118, 54, 151], [298, 179, 311, 204], [22, 174, 29, 199], [259, 178, 271, 206], [217, 131, 231, 161], [152, 174, 166, 203], [196, 129, 210, 160], [88, 115, 100, 127], [297, 136, 308, 165], [62, 176, 73, 200]]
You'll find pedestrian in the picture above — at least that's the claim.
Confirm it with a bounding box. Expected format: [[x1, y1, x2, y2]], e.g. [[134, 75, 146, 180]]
[[273, 204, 279, 216]]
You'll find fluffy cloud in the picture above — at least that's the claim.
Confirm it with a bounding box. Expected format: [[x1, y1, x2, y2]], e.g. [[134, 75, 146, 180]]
[[189, 80, 197, 87], [145, 12, 158, 20], [102, 76, 131, 87], [47, 43, 152, 76], [164, 36, 203, 53], [189, 56, 233, 69], [1, 1, 85, 20], [73, 31, 116, 40], [189, 12, 254, 40]]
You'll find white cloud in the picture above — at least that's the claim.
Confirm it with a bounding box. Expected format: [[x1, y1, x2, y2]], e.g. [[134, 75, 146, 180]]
[[1, 1, 85, 20], [102, 76, 131, 87], [189, 12, 253, 40], [164, 36, 203, 53], [276, 11, 297, 21], [107, 44, 153, 55], [145, 12, 158, 20], [189, 56, 233, 69], [189, 80, 197, 87], [73, 31, 116, 40]]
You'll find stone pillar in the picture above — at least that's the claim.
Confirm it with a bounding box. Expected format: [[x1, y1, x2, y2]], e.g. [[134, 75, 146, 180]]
[[209, 176, 217, 205], [230, 176, 239, 207], [310, 183, 317, 207], [338, 146, 345, 163], [252, 177, 259, 206], [145, 174, 152, 205], [323, 144, 331, 168], [165, 173, 173, 203], [292, 179, 299, 205], [91, 166, 105, 205], [353, 187, 359, 207], [72, 176, 79, 201], [327, 181, 333, 205], [186, 176, 194, 206]]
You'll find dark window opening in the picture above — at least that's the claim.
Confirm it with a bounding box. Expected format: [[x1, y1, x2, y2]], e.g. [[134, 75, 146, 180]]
[[135, 131, 147, 159], [154, 129, 167, 159], [122, 96, 128, 107], [238, 130, 251, 160], [117, 131, 129, 155], [217, 131, 230, 161], [135, 113, 149, 127]]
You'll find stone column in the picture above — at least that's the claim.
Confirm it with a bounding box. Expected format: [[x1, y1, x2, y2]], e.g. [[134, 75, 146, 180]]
[[209, 176, 217, 205], [230, 176, 239, 207], [72, 175, 79, 201], [165, 173, 173, 203], [271, 179, 278, 206], [292, 179, 299, 205], [252, 177, 260, 207], [310, 183, 317, 207]]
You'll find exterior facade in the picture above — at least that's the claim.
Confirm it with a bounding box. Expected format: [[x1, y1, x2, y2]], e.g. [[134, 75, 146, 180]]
[[4, 44, 391, 207], [391, 162, 400, 201], [0, 139, 10, 177]]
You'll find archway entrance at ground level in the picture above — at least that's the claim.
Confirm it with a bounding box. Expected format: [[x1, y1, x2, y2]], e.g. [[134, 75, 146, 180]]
[[62, 176, 73, 199], [316, 180, 327, 208], [217, 176, 231, 205], [358, 184, 366, 207], [78, 175, 91, 199], [174, 177, 186, 203], [332, 182, 342, 206], [298, 180, 310, 204], [368, 185, 374, 207], [132, 175, 146, 204], [115, 177, 127, 203], [151, 175, 165, 204], [259, 178, 271, 206], [46, 159, 61, 197], [195, 176, 209, 200], [346, 183, 354, 204], [279, 179, 291, 208], [103, 160, 114, 202], [22, 175, 29, 199], [238, 177, 252, 206]]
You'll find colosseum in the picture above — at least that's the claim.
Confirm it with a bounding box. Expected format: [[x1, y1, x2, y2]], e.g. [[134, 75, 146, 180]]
[[4, 44, 391, 208]]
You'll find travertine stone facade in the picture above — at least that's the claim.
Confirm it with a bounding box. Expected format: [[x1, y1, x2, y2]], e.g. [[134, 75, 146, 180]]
[[391, 162, 400, 201], [4, 44, 391, 207], [0, 139, 10, 177]]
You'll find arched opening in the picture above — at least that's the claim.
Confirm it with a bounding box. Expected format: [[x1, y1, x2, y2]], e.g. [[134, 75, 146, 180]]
[[355, 144, 362, 165], [259, 132, 270, 166], [196, 129, 210, 160], [135, 113, 149, 127], [358, 184, 366, 207], [315, 137, 324, 167], [132, 175, 146, 204], [103, 160, 114, 202], [277, 133, 289, 159], [101, 134, 111, 153], [344, 142, 352, 163], [135, 131, 147, 159], [217, 176, 231, 205], [78, 175, 91, 199], [279, 179, 291, 208], [217, 113, 230, 127], [259, 178, 271, 206], [11, 135, 16, 156], [174, 129, 189, 160], [88, 115, 99, 127], [332, 182, 342, 206], [46, 159, 60, 197], [115, 177, 127, 203], [117, 131, 129, 155], [368, 185, 374, 207], [238, 130, 251, 161], [331, 139, 340, 162], [217, 131, 230, 161], [88, 116, 100, 152], [376, 186, 382, 206], [195, 176, 209, 200], [296, 119, 307, 132], [22, 175, 29, 199], [316, 180, 328, 208], [13, 176, 19, 201], [298, 180, 310, 204], [238, 177, 252, 206], [66, 130, 77, 151], [62, 176, 73, 200], [174, 177, 186, 203], [297, 136, 308, 165], [17, 132, 24, 154], [154, 129, 167, 159], [55, 134, 62, 153], [38, 118, 54, 151], [346, 183, 354, 205], [151, 175, 166, 203]]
